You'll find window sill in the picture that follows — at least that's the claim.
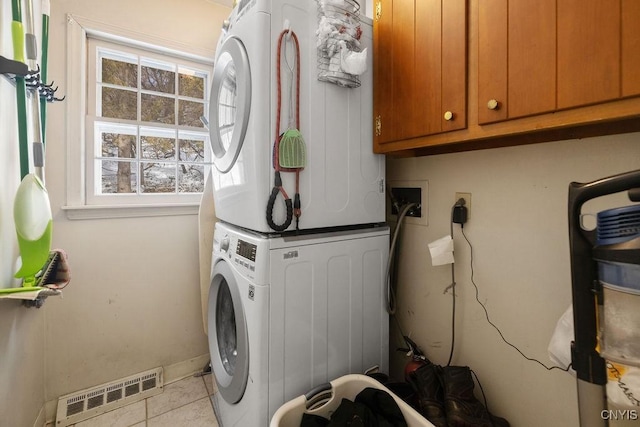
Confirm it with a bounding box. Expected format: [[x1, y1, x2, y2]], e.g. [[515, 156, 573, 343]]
[[61, 203, 199, 220]]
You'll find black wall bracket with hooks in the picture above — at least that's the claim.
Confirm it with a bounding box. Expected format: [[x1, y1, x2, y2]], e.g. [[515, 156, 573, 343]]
[[0, 55, 29, 77], [1, 55, 65, 102]]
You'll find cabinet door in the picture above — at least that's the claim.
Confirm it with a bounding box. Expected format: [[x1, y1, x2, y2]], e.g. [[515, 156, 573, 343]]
[[557, 0, 620, 109], [374, 0, 467, 145], [413, 0, 443, 137], [622, 0, 640, 97], [373, 0, 416, 144], [414, 0, 467, 134], [478, 0, 507, 124], [508, 0, 555, 118], [441, 0, 467, 132], [391, 0, 417, 141], [478, 0, 555, 124], [373, 0, 397, 143]]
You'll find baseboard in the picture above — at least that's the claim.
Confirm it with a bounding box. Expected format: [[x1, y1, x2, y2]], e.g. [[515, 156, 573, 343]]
[[45, 399, 57, 426], [33, 405, 45, 427], [164, 353, 210, 384], [44, 353, 211, 425]]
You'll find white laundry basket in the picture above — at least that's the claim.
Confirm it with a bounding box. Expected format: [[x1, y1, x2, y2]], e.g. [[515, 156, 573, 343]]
[[270, 374, 435, 427]]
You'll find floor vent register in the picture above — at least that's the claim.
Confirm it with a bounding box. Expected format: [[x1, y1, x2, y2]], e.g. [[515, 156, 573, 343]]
[[55, 367, 163, 426]]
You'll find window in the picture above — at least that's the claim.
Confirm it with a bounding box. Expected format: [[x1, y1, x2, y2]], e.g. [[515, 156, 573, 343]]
[[87, 39, 211, 205], [63, 15, 215, 219]]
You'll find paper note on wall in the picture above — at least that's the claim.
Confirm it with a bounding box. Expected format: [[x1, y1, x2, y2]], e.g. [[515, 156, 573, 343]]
[[428, 235, 454, 266]]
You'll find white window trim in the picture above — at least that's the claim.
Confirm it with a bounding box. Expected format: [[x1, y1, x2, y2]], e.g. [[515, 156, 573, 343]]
[[62, 14, 215, 220]]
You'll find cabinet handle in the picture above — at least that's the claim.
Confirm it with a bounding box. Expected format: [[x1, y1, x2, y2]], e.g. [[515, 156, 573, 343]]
[[487, 99, 500, 110], [444, 111, 454, 121]]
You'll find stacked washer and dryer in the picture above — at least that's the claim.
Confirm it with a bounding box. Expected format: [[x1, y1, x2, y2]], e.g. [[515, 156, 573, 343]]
[[205, 1, 389, 426]]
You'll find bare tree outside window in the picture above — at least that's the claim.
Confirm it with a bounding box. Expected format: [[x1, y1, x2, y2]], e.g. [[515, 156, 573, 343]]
[[94, 48, 210, 197]]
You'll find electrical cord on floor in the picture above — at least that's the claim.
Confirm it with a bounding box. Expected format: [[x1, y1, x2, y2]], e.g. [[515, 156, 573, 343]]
[[459, 227, 572, 372]]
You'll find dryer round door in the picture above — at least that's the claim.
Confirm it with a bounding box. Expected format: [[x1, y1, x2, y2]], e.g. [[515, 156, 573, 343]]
[[208, 259, 249, 404], [208, 35, 251, 174]]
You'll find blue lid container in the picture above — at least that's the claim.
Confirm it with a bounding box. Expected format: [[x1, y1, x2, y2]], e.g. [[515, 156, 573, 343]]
[[596, 204, 640, 293], [596, 205, 640, 246]]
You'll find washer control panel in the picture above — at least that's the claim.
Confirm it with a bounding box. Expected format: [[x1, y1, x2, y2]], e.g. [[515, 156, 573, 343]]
[[236, 239, 257, 262], [214, 222, 269, 284], [233, 239, 257, 273]]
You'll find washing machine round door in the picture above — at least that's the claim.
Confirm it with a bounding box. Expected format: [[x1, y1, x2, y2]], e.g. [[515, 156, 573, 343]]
[[208, 259, 249, 404], [208, 36, 251, 174]]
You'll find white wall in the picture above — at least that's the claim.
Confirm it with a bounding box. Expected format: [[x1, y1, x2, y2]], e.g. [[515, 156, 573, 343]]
[[364, 0, 372, 18], [387, 133, 640, 427], [0, 0, 47, 425], [43, 0, 229, 410]]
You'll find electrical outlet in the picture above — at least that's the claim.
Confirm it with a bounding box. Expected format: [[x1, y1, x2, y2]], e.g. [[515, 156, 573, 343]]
[[455, 192, 471, 218]]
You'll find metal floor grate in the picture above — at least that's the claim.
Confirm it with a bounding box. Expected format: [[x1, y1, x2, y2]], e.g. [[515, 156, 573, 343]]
[[55, 367, 163, 427]]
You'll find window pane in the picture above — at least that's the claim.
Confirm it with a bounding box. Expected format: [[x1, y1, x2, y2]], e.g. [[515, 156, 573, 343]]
[[217, 58, 237, 153], [102, 133, 137, 158], [141, 135, 176, 160], [140, 162, 176, 193], [179, 138, 205, 162], [102, 87, 137, 120], [141, 94, 175, 124], [179, 73, 205, 99], [90, 41, 212, 203], [102, 58, 137, 88], [178, 164, 205, 193], [141, 66, 175, 94], [178, 100, 205, 127], [101, 160, 137, 193]]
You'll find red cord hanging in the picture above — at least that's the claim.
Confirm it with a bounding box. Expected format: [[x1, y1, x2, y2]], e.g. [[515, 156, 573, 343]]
[[267, 29, 303, 231]]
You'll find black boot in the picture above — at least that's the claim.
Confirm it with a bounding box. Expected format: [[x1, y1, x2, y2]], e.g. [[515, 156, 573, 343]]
[[407, 363, 447, 427], [441, 366, 510, 427]]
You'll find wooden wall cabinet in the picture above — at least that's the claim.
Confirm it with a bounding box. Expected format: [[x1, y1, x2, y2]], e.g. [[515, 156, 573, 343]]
[[374, 0, 640, 156], [373, 0, 467, 146], [478, 0, 556, 123]]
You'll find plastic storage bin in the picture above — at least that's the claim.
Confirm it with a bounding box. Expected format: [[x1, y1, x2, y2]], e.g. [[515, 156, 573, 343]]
[[270, 374, 435, 427]]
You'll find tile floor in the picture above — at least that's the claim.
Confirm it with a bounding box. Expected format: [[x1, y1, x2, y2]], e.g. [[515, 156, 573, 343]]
[[53, 373, 219, 427]]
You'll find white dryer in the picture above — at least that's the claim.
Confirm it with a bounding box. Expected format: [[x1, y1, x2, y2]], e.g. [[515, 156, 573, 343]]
[[208, 221, 389, 426], [208, 0, 385, 234]]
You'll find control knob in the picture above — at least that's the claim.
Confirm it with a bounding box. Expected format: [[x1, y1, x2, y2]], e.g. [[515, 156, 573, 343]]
[[220, 236, 230, 253]]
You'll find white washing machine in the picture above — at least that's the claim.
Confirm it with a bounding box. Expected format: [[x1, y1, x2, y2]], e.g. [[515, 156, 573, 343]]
[[208, 221, 389, 426], [208, 0, 385, 234]]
